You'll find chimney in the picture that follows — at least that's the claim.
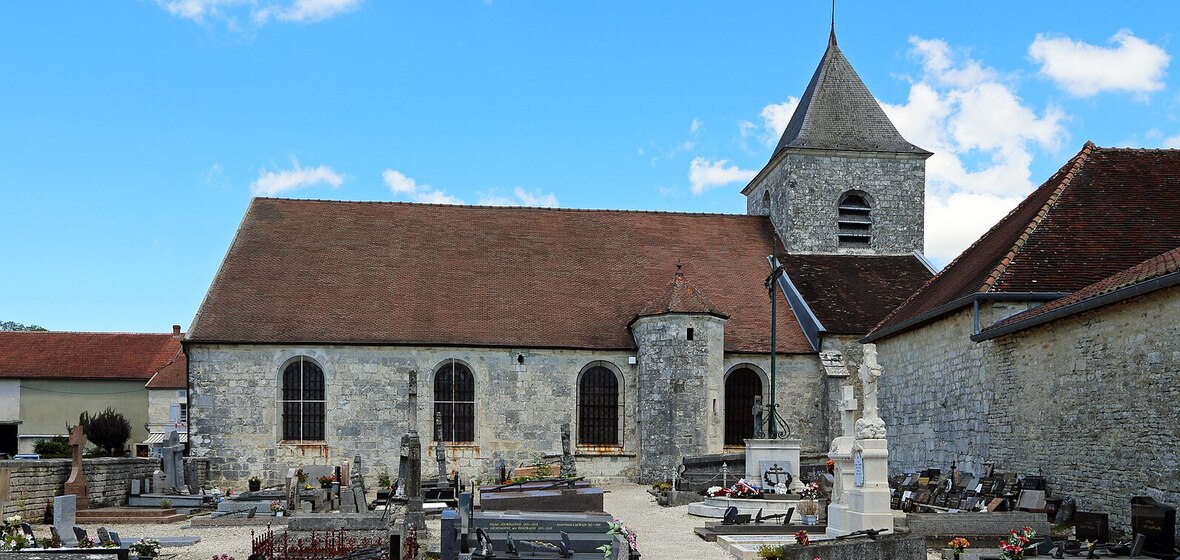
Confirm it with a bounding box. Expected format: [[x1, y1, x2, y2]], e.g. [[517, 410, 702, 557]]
[[172, 324, 182, 338]]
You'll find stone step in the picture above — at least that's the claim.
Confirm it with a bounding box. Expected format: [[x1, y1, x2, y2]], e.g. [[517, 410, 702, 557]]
[[78, 507, 179, 518], [128, 494, 205, 508]]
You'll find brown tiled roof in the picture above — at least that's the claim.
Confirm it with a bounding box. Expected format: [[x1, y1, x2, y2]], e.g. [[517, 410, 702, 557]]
[[188, 198, 814, 353], [780, 254, 933, 334], [146, 351, 187, 389], [0, 331, 183, 381], [867, 143, 1180, 341], [977, 246, 1180, 339], [636, 267, 728, 319]]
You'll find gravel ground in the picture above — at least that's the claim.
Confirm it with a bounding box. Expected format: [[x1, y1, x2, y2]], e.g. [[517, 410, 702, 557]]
[[27, 484, 939, 560]]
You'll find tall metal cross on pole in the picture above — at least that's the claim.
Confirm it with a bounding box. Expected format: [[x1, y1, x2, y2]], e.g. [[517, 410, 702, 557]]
[[764, 259, 786, 439]]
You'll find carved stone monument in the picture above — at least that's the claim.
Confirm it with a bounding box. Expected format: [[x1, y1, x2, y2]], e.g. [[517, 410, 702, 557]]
[[825, 384, 858, 536], [402, 370, 425, 531], [435, 411, 449, 488], [559, 422, 576, 478], [156, 430, 187, 494], [834, 343, 893, 536], [63, 425, 90, 509]]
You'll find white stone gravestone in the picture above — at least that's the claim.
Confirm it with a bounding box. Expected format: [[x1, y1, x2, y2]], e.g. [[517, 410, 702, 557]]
[[53, 494, 77, 546]]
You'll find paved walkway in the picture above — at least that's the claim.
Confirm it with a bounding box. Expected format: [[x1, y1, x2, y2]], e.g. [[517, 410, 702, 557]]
[[602, 484, 736, 560]]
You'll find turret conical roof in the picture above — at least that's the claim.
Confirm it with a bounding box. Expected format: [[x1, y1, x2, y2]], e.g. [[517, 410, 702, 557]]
[[774, 31, 930, 157]]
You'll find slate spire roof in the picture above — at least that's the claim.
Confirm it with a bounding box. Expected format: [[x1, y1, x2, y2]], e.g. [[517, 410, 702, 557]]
[[774, 30, 929, 157], [867, 142, 1180, 341], [635, 264, 728, 320]]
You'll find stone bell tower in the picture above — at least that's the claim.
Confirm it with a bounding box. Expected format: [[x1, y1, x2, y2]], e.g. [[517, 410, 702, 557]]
[[743, 29, 931, 256]]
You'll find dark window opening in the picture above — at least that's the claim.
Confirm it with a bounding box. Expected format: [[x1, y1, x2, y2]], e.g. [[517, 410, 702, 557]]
[[434, 361, 475, 443], [687, 327, 694, 340], [578, 366, 619, 445], [282, 357, 325, 441], [724, 368, 762, 446]]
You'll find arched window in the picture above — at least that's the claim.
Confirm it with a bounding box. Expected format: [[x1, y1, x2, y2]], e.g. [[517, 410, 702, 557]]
[[578, 365, 620, 446], [724, 367, 763, 446], [434, 361, 475, 443], [281, 357, 325, 441], [837, 192, 871, 248]]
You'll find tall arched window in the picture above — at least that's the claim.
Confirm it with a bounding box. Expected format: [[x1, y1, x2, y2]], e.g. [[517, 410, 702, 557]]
[[578, 365, 620, 446], [434, 361, 475, 443], [837, 192, 871, 248], [282, 357, 325, 441], [724, 367, 763, 446]]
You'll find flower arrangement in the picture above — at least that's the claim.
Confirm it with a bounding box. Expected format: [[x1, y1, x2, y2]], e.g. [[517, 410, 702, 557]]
[[318, 475, 335, 487], [78, 536, 95, 549], [270, 501, 286, 514], [706, 479, 763, 499], [799, 481, 822, 500], [795, 529, 810, 546], [998, 527, 1036, 560], [596, 519, 639, 559], [129, 538, 161, 558], [949, 537, 970, 553], [1, 517, 31, 552]]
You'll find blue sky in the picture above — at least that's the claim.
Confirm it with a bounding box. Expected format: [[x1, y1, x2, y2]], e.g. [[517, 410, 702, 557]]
[[2, 1, 1179, 332]]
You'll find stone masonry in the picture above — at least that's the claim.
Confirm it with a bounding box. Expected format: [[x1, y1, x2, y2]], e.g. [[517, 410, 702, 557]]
[[746, 150, 925, 256], [878, 285, 1180, 540], [0, 457, 159, 518]]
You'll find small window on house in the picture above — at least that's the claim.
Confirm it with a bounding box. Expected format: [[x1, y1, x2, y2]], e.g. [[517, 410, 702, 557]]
[[837, 192, 871, 248], [687, 328, 694, 340], [178, 403, 188, 425], [434, 361, 475, 443], [281, 356, 325, 441]]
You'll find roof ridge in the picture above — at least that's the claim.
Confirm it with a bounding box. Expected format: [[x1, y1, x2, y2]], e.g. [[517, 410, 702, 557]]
[[253, 197, 758, 219], [981, 141, 1096, 292], [0, 330, 176, 336]]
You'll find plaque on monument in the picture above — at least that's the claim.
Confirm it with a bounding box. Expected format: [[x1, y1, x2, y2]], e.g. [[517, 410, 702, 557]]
[[1016, 490, 1047, 511], [853, 452, 864, 487], [1074, 511, 1110, 543]]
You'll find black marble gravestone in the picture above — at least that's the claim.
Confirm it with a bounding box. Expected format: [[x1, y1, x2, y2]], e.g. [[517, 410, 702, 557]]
[[1074, 511, 1110, 543], [1131, 496, 1177, 558]]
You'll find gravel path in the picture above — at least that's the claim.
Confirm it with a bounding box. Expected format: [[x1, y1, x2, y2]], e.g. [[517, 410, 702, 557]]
[[22, 485, 756, 560]]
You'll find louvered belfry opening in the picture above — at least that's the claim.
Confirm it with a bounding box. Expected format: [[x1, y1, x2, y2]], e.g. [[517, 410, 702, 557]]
[[578, 365, 619, 445], [282, 357, 325, 441], [724, 368, 762, 446], [837, 192, 872, 247], [434, 361, 475, 442]]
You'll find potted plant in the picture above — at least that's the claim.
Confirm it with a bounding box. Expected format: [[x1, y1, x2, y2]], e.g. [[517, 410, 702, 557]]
[[270, 501, 286, 517], [248, 476, 262, 492], [129, 538, 160, 559], [318, 475, 335, 489], [798, 481, 822, 524]]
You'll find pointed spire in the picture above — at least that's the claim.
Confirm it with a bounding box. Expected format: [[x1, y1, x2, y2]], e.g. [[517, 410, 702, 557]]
[[773, 30, 929, 157], [636, 264, 728, 319]]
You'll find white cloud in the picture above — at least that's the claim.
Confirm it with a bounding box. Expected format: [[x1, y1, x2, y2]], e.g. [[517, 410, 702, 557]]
[[477, 186, 560, 207], [688, 157, 757, 195], [381, 169, 462, 205], [255, 0, 362, 24], [741, 97, 800, 147], [157, 0, 360, 25], [251, 159, 343, 196], [1029, 30, 1170, 97], [880, 36, 1068, 263], [690, 118, 703, 134], [1164, 134, 1180, 148]]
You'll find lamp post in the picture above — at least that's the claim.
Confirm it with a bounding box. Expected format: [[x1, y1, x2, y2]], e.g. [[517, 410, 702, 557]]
[[764, 260, 786, 439]]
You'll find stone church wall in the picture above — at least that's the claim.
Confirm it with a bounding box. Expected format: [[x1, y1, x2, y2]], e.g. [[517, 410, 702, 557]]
[[187, 344, 641, 487], [746, 151, 925, 255]]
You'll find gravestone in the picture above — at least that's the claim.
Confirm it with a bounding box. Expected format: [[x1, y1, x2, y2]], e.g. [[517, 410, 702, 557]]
[[395, 434, 409, 498], [559, 423, 576, 478], [73, 526, 88, 545], [153, 470, 168, 495], [340, 488, 358, 513], [435, 412, 450, 488], [1074, 511, 1110, 543], [1016, 490, 1046, 511], [49, 526, 64, 547], [130, 479, 142, 496], [63, 425, 90, 509], [53, 494, 78, 545], [351, 454, 368, 512], [97, 527, 113, 546], [1131, 496, 1177, 557], [185, 459, 200, 494], [402, 370, 425, 531], [159, 430, 185, 493]]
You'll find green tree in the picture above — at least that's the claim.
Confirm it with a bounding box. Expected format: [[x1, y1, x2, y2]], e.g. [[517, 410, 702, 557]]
[[0, 320, 47, 331], [78, 408, 132, 456]]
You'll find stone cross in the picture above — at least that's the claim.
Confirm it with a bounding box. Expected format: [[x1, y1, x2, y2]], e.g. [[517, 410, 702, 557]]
[[839, 385, 858, 439], [435, 411, 449, 488], [160, 430, 185, 493], [559, 423, 576, 477], [64, 425, 90, 509], [403, 370, 425, 531]]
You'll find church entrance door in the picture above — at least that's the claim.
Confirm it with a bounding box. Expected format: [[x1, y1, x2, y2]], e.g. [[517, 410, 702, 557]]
[[724, 368, 762, 446]]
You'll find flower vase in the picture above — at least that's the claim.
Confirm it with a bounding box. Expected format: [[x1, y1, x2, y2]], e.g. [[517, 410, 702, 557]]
[[954, 553, 961, 560], [276, 511, 284, 517], [802, 514, 818, 525]]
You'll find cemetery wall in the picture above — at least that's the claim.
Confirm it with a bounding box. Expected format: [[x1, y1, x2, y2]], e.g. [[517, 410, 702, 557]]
[[988, 285, 1180, 536], [876, 307, 994, 476], [745, 151, 925, 255], [188, 343, 829, 486], [0, 457, 160, 518]]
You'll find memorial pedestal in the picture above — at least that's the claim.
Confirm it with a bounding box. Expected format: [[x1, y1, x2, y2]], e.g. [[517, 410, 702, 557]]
[[843, 439, 893, 534], [744, 438, 804, 492]]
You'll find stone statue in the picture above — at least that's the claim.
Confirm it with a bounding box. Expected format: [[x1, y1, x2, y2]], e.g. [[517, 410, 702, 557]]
[[751, 396, 765, 439], [854, 344, 887, 440]]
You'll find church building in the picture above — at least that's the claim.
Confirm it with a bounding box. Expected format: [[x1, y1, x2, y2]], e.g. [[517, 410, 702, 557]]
[[185, 30, 933, 485]]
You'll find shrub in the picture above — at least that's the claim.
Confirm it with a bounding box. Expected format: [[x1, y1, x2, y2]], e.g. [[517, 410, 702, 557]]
[[33, 436, 71, 458], [78, 408, 131, 456]]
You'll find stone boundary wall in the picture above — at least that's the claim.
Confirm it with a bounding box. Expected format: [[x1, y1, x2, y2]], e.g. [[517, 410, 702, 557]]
[[0, 457, 160, 518], [878, 286, 1180, 542]]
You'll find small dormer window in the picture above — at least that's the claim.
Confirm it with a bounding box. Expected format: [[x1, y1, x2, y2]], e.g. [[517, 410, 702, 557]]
[[837, 192, 871, 248]]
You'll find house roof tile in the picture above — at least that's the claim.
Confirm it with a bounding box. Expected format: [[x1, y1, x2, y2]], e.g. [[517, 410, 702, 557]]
[[0, 331, 183, 381], [780, 254, 933, 334]]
